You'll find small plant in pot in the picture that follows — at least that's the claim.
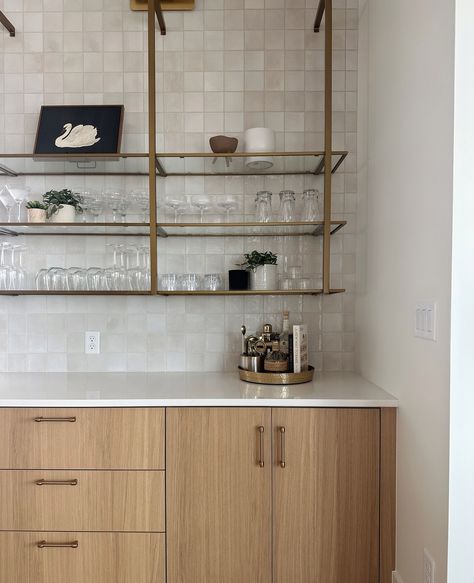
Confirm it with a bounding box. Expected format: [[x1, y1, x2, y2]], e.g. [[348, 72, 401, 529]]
[[43, 189, 83, 223], [241, 250, 278, 291], [25, 201, 48, 223]]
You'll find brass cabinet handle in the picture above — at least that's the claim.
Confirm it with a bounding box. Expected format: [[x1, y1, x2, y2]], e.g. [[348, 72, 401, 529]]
[[279, 426, 286, 468], [34, 416, 76, 423], [35, 479, 78, 486], [258, 426, 265, 468], [37, 540, 79, 549]]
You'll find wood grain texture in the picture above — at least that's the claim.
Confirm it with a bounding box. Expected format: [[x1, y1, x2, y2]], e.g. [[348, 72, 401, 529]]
[[166, 407, 272, 583], [272, 408, 380, 583], [0, 532, 165, 583], [0, 470, 165, 532], [0, 408, 164, 469], [380, 408, 397, 583]]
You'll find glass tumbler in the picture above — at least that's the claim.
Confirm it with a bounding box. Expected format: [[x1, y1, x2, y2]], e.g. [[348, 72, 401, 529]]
[[279, 190, 296, 222], [255, 191, 272, 222], [302, 189, 321, 221], [203, 273, 223, 291]]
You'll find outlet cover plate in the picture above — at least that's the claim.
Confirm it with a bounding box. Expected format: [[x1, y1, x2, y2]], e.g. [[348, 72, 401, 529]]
[[415, 302, 437, 341], [423, 548, 435, 583]]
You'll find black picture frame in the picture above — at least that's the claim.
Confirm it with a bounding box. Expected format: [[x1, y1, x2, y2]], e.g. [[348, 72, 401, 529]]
[[34, 105, 124, 156]]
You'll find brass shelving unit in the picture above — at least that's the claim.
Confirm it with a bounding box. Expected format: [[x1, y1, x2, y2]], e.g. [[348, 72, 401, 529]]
[[0, 0, 344, 298]]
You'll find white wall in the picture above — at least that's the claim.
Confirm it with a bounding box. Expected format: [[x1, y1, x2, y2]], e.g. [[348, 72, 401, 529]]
[[448, 0, 474, 580], [357, 0, 455, 581]]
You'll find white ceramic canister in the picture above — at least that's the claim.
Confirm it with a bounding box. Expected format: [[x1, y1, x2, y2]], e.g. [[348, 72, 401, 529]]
[[27, 208, 47, 223], [250, 264, 278, 291], [244, 127, 275, 170], [49, 204, 76, 223]]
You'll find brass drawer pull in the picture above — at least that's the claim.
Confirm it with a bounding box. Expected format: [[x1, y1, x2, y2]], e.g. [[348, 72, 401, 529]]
[[34, 416, 76, 423], [279, 426, 286, 468], [37, 540, 79, 549], [35, 479, 78, 486], [258, 426, 265, 468]]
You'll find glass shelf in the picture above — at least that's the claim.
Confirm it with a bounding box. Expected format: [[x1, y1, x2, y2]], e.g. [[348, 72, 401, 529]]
[[0, 291, 151, 296], [156, 220, 346, 238], [0, 222, 150, 237], [0, 151, 347, 177], [156, 289, 346, 296], [155, 151, 347, 176]]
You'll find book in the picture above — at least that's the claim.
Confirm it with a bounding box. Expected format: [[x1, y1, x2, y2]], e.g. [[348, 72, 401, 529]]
[[293, 325, 308, 373], [288, 333, 294, 372]]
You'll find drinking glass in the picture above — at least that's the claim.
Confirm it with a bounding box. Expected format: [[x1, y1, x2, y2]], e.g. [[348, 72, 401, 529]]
[[131, 190, 149, 223], [0, 187, 15, 223], [160, 273, 179, 291], [104, 190, 123, 223], [8, 187, 31, 222], [165, 197, 187, 223], [203, 273, 223, 291], [302, 189, 321, 221], [0, 243, 12, 290], [179, 273, 201, 291], [88, 198, 103, 222], [255, 191, 272, 222], [279, 190, 296, 222], [10, 245, 27, 290], [216, 197, 238, 222], [191, 196, 212, 223]]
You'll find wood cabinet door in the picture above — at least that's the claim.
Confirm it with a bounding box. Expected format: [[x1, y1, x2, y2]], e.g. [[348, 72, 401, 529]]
[[272, 408, 380, 583], [0, 408, 164, 470], [0, 470, 165, 532], [166, 407, 272, 583], [0, 532, 165, 583]]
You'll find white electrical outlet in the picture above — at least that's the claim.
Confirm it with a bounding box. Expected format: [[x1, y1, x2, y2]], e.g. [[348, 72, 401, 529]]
[[85, 331, 100, 354], [423, 548, 435, 583], [415, 302, 437, 340]]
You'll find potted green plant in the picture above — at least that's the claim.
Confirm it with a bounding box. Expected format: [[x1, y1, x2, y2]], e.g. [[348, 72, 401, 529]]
[[43, 189, 82, 223], [25, 201, 48, 223], [240, 250, 278, 291]]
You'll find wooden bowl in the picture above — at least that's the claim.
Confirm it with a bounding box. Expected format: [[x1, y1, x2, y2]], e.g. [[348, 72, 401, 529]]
[[209, 135, 238, 154]]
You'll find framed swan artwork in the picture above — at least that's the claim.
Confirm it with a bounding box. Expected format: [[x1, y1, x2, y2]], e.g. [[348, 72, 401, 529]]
[[34, 105, 124, 156]]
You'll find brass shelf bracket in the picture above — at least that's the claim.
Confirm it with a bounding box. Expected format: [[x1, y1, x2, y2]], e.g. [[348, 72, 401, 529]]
[[314, 0, 325, 33], [154, 0, 167, 35], [0, 11, 15, 37]]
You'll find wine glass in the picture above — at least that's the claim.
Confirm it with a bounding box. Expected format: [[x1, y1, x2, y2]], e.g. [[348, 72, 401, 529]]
[[0, 187, 15, 223], [8, 187, 30, 222], [191, 196, 212, 223], [216, 197, 238, 222], [165, 197, 187, 223]]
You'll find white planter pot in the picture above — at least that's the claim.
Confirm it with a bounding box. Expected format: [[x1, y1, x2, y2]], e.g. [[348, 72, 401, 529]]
[[250, 264, 278, 291], [50, 204, 76, 223], [244, 127, 275, 170], [27, 208, 47, 223]]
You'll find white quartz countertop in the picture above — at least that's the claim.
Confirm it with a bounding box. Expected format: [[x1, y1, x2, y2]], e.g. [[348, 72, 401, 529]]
[[0, 372, 397, 408]]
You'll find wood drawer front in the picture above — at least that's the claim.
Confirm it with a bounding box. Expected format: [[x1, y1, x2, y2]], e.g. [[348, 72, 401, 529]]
[[0, 532, 165, 583], [0, 470, 165, 532], [0, 408, 164, 469]]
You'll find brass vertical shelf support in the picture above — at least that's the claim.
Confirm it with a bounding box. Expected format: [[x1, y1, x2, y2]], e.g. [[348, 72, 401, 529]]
[[0, 11, 15, 37], [314, 0, 325, 33], [148, 2, 159, 294], [322, 0, 333, 294]]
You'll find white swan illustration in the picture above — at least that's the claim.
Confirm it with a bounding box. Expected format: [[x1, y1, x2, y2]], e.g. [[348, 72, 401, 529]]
[[55, 123, 101, 148]]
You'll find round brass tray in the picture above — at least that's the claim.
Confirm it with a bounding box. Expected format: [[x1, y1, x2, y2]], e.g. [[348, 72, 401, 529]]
[[238, 366, 314, 385]]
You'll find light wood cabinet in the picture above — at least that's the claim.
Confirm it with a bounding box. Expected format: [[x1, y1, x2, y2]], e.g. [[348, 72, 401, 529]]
[[166, 407, 272, 583], [166, 407, 394, 583], [0, 532, 165, 583], [0, 407, 165, 469], [0, 470, 165, 532], [272, 408, 380, 583]]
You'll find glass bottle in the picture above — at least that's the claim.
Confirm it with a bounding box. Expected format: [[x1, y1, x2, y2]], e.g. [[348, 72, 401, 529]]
[[264, 340, 289, 372], [302, 189, 320, 221], [255, 191, 272, 222], [279, 190, 296, 222], [279, 310, 290, 355]]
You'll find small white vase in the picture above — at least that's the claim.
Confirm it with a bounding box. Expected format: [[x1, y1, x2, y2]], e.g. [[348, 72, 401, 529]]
[[50, 204, 76, 223], [27, 208, 47, 223], [250, 264, 278, 291], [244, 127, 276, 170]]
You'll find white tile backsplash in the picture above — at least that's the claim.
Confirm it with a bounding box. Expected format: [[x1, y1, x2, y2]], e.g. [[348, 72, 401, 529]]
[[0, 0, 357, 372]]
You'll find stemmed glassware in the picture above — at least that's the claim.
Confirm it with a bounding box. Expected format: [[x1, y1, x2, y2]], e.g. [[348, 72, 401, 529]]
[[191, 196, 212, 223], [216, 197, 238, 222], [0, 187, 15, 223], [165, 197, 187, 223]]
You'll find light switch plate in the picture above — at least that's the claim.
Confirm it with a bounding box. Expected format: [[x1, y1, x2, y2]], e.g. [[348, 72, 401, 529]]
[[415, 302, 437, 341]]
